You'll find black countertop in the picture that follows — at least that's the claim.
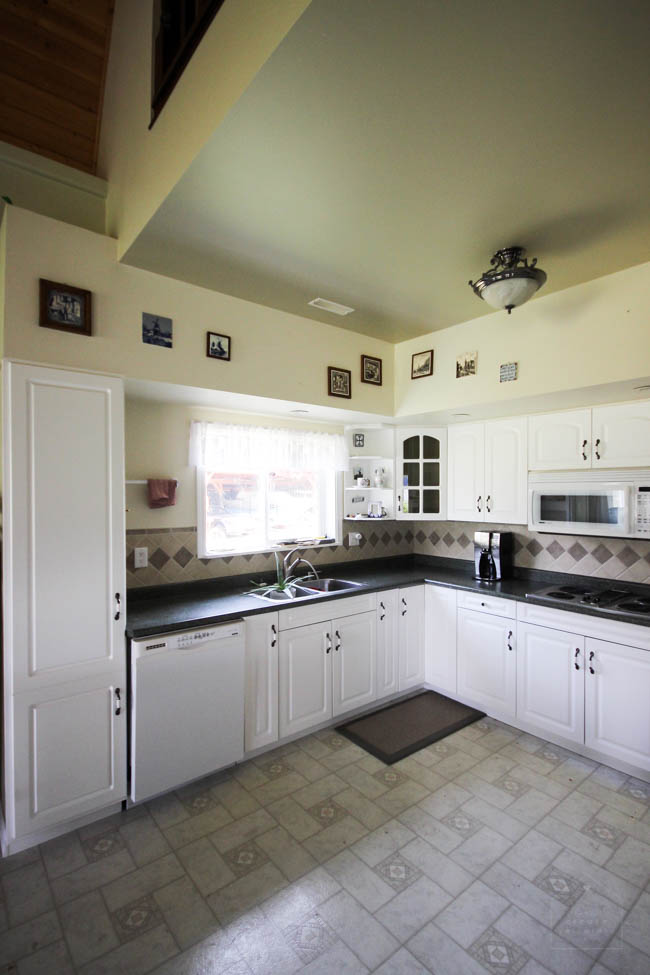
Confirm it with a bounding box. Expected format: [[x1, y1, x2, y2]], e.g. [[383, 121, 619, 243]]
[[126, 555, 650, 638]]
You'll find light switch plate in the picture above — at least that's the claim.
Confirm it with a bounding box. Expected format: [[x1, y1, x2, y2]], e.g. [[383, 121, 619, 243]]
[[134, 547, 148, 568]]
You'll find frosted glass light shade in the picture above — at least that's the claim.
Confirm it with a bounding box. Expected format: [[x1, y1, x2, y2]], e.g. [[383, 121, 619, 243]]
[[481, 276, 540, 311], [468, 247, 547, 314]]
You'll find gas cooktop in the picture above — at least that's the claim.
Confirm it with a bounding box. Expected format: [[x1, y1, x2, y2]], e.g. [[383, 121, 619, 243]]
[[527, 583, 650, 619]]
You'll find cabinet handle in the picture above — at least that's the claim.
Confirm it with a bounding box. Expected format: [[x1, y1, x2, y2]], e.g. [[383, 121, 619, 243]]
[[380, 601, 385, 610], [574, 647, 580, 670], [486, 495, 491, 513], [114, 592, 121, 621], [271, 622, 277, 647], [325, 633, 331, 655], [507, 630, 513, 652], [335, 630, 341, 652], [588, 650, 595, 674], [477, 495, 482, 513], [380, 614, 385, 621], [114, 687, 122, 716], [401, 598, 407, 616], [582, 440, 588, 461], [595, 438, 601, 460]]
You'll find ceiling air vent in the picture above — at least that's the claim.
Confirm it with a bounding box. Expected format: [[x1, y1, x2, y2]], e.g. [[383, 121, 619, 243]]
[[308, 297, 355, 316]]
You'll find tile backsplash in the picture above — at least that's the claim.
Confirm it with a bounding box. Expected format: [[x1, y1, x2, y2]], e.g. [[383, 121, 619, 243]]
[[126, 520, 650, 588]]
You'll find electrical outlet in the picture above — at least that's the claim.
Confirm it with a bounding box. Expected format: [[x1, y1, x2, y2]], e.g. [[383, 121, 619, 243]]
[[134, 547, 148, 568], [348, 532, 362, 547]]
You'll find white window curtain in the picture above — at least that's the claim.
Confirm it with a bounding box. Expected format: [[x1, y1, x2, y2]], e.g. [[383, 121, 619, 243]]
[[189, 421, 348, 472]]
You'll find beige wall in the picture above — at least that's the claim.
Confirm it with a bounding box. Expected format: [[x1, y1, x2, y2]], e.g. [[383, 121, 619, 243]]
[[394, 261, 650, 418], [3, 207, 394, 414], [100, 0, 310, 257]]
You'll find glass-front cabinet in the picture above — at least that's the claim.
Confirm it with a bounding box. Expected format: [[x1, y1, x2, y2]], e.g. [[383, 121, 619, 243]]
[[396, 428, 447, 520]]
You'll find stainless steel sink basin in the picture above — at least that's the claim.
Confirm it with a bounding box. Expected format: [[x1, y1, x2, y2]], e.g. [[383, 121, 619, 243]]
[[250, 585, 317, 603], [301, 578, 365, 592]]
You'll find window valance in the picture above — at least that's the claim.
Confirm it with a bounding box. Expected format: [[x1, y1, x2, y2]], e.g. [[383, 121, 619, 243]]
[[189, 421, 348, 472]]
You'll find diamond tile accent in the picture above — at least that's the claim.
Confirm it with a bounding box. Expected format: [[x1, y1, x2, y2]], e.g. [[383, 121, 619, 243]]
[[617, 545, 641, 567], [404, 530, 414, 543], [222, 842, 269, 877], [372, 767, 408, 789], [580, 816, 625, 850], [81, 830, 126, 862], [381, 531, 391, 545], [469, 926, 530, 975], [306, 799, 348, 827], [112, 896, 163, 943], [258, 760, 292, 780], [592, 543, 613, 564], [284, 912, 339, 963], [457, 532, 471, 548], [369, 532, 379, 546], [149, 547, 170, 570], [416, 530, 426, 543], [568, 541, 588, 561], [441, 810, 483, 838], [493, 775, 529, 799], [546, 539, 565, 559], [428, 531, 440, 545], [526, 539, 543, 556], [534, 864, 585, 906], [173, 545, 193, 568], [374, 852, 422, 892], [443, 532, 455, 547]]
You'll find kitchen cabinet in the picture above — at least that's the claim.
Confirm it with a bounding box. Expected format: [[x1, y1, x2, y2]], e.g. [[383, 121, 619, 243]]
[[528, 409, 591, 471], [585, 638, 650, 772], [344, 425, 395, 521], [425, 585, 457, 694], [396, 428, 447, 520], [516, 623, 584, 743], [377, 589, 400, 698], [244, 613, 279, 752], [398, 585, 426, 690], [591, 402, 650, 468], [457, 608, 516, 718], [3, 363, 126, 850], [448, 418, 527, 524], [332, 612, 377, 716]]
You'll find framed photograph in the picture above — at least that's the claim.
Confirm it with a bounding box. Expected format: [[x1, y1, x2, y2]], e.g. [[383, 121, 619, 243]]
[[353, 433, 365, 448], [360, 354, 382, 386], [328, 366, 351, 399], [142, 312, 173, 348], [411, 349, 433, 379], [456, 351, 478, 378], [39, 279, 92, 336], [206, 331, 231, 361]]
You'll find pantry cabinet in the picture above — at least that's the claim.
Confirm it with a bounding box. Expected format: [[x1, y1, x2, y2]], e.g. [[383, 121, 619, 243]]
[[457, 608, 516, 717], [448, 417, 527, 524], [585, 638, 650, 771], [396, 428, 447, 520], [516, 622, 584, 743], [376, 590, 400, 698], [398, 586, 426, 690], [244, 613, 279, 751], [424, 585, 457, 694]]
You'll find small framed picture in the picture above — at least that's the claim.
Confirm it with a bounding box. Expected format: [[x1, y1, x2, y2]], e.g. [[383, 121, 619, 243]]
[[411, 349, 433, 379], [328, 366, 351, 399], [360, 354, 382, 386], [142, 312, 173, 348], [206, 331, 231, 361], [39, 279, 92, 336], [353, 433, 365, 448], [456, 351, 478, 378]]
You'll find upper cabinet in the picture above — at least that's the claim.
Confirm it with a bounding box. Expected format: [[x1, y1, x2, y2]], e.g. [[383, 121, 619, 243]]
[[448, 418, 527, 524], [396, 428, 447, 520], [529, 402, 650, 470]]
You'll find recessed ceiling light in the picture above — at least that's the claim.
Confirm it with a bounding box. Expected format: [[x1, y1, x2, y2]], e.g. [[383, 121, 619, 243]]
[[453, 412, 470, 416], [633, 384, 650, 391], [308, 297, 355, 316], [290, 409, 309, 414]]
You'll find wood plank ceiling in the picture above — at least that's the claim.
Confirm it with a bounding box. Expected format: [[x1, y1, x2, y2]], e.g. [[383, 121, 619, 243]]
[[0, 0, 114, 174]]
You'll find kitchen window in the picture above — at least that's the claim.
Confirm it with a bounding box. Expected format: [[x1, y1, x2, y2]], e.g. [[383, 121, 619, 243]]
[[189, 421, 346, 557]]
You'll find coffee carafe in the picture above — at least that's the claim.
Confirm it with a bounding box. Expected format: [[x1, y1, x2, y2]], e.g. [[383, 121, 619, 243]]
[[473, 531, 513, 581]]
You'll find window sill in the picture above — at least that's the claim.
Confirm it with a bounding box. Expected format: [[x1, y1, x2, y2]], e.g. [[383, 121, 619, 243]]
[[198, 538, 339, 560]]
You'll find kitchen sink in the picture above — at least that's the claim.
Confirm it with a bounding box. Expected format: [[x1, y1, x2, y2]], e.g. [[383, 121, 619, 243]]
[[249, 578, 365, 602], [301, 578, 365, 592], [251, 585, 317, 602]]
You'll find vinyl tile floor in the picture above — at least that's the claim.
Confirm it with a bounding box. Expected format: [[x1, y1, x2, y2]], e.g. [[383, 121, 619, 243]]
[[2, 717, 650, 974]]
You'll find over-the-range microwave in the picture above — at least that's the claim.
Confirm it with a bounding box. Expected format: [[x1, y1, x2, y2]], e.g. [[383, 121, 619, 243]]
[[528, 470, 650, 538]]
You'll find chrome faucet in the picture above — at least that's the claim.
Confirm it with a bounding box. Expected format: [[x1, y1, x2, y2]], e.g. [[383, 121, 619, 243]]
[[283, 548, 319, 582]]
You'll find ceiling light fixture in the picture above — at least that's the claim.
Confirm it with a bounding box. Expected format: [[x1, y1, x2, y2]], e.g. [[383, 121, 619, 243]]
[[469, 246, 547, 315], [308, 297, 355, 316]]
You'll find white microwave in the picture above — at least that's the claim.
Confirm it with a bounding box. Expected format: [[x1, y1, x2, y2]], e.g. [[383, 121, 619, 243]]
[[528, 470, 650, 538]]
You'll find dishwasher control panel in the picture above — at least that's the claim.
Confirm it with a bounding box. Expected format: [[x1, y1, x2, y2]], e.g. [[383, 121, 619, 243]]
[[134, 622, 244, 655]]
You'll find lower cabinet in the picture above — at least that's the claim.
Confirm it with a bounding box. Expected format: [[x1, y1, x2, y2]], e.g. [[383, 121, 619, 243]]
[[376, 590, 399, 698], [585, 638, 650, 771], [244, 613, 279, 752], [516, 623, 584, 743], [278, 610, 377, 737], [398, 586, 426, 691], [457, 608, 516, 717], [12, 674, 126, 839], [425, 585, 457, 694]]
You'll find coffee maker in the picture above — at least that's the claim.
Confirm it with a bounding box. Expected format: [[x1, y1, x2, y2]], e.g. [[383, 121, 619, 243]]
[[473, 531, 513, 581]]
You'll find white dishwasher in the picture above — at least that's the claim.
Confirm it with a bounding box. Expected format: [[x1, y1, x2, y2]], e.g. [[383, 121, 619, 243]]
[[130, 621, 245, 802]]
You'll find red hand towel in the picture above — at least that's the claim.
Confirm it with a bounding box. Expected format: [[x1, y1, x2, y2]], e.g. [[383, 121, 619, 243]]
[[147, 479, 177, 508]]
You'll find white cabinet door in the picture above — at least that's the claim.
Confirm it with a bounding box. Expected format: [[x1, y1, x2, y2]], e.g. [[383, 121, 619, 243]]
[[516, 623, 584, 743], [585, 639, 650, 772], [396, 428, 447, 520], [377, 589, 399, 698], [484, 417, 528, 524], [13, 674, 126, 839], [332, 612, 377, 717], [5, 363, 126, 692], [425, 585, 457, 694], [457, 609, 516, 718], [528, 409, 591, 471], [592, 402, 650, 468], [398, 586, 425, 691], [244, 613, 279, 752], [447, 423, 485, 521], [279, 623, 332, 738]]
